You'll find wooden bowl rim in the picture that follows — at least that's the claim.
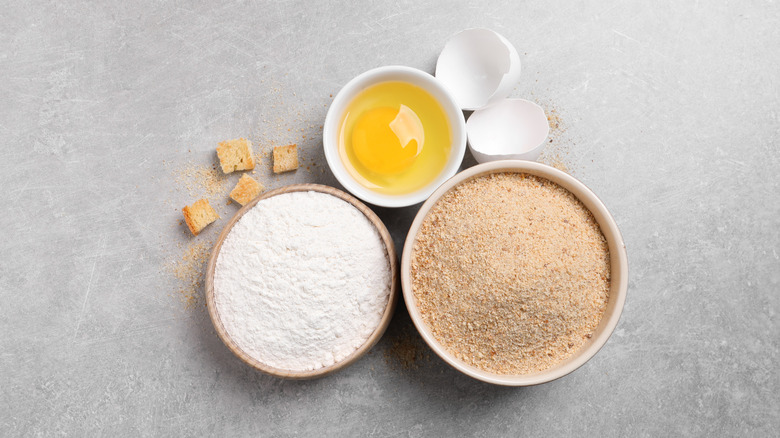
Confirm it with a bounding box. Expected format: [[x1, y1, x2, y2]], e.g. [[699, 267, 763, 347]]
[[206, 183, 399, 379]]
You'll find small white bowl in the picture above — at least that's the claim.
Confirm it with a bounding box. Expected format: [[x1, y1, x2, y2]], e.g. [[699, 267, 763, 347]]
[[323, 66, 467, 208], [401, 161, 628, 386], [466, 98, 550, 163]]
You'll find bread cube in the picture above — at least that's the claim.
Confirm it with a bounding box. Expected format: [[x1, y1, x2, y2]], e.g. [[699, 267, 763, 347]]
[[230, 174, 264, 206], [182, 199, 219, 235], [216, 138, 255, 173], [272, 144, 298, 174]]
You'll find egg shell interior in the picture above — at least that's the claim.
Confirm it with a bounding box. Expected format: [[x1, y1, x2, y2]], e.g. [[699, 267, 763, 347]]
[[435, 28, 521, 111], [466, 99, 550, 163]]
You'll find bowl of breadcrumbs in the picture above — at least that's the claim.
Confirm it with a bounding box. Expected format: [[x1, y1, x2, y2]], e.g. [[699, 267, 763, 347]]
[[401, 160, 628, 386]]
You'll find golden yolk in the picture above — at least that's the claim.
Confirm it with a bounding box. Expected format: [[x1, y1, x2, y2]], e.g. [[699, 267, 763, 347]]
[[352, 105, 425, 175]]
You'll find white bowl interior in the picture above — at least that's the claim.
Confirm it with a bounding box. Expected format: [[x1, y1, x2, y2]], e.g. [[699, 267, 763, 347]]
[[323, 66, 467, 208], [401, 161, 628, 386]]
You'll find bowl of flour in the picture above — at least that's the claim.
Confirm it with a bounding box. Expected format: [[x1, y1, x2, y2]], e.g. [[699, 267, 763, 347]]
[[206, 184, 398, 379]]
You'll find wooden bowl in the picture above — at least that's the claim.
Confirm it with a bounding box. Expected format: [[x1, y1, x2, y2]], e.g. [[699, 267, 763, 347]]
[[401, 161, 628, 386], [206, 184, 398, 379]]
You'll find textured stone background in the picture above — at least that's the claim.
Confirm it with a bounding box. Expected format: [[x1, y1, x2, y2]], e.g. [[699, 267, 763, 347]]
[[1, 0, 778, 436]]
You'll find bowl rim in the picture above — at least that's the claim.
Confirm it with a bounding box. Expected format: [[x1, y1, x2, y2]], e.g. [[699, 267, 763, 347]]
[[206, 183, 399, 379], [400, 160, 628, 386], [322, 65, 467, 208]]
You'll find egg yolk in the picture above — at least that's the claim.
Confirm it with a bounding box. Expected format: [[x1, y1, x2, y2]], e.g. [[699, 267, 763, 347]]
[[352, 105, 425, 175]]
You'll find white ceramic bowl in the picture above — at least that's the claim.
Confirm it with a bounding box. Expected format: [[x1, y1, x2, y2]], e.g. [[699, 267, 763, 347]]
[[401, 161, 628, 386], [323, 66, 467, 208]]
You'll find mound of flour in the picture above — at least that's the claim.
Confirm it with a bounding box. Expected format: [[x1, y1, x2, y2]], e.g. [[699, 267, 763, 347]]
[[213, 191, 391, 371]]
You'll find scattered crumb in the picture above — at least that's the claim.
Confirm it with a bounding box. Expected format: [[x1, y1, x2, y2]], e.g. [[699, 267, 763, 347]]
[[384, 323, 430, 371], [173, 163, 231, 198], [165, 239, 212, 309], [253, 152, 264, 169], [538, 104, 576, 174], [545, 154, 570, 174], [547, 108, 562, 133]]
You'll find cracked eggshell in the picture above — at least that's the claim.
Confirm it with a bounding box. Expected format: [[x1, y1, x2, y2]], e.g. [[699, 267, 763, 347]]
[[466, 99, 550, 163], [435, 28, 522, 111]]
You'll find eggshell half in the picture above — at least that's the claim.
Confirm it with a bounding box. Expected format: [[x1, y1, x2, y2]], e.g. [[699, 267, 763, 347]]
[[435, 28, 522, 111], [466, 99, 550, 163]]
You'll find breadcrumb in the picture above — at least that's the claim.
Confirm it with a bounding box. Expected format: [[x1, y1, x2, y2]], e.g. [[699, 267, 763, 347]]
[[410, 173, 610, 375]]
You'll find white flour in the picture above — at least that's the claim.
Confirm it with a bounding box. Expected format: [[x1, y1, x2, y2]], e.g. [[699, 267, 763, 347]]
[[213, 191, 391, 371]]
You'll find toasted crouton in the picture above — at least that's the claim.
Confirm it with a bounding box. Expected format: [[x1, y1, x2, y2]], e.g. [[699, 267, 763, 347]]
[[182, 199, 219, 235], [216, 138, 255, 173], [230, 174, 264, 206], [272, 144, 298, 174]]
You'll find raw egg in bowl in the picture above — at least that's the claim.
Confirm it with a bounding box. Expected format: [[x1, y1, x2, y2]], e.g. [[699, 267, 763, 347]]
[[324, 66, 467, 208]]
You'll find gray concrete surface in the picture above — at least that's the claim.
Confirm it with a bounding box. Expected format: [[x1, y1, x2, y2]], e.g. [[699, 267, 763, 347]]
[[1, 0, 778, 436]]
